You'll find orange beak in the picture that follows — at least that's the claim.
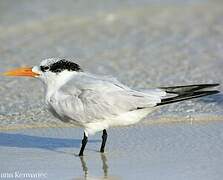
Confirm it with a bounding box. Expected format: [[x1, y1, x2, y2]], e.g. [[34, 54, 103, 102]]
[[3, 67, 40, 77]]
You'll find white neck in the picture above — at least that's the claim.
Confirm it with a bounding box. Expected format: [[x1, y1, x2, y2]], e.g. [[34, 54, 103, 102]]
[[42, 71, 75, 99]]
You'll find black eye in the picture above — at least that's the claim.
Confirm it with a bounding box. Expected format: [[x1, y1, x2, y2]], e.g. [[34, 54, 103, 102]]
[[40, 66, 49, 72]]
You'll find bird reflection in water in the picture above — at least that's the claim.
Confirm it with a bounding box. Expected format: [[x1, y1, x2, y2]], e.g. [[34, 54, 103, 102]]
[[75, 153, 118, 180], [79, 155, 88, 179], [101, 153, 108, 178]]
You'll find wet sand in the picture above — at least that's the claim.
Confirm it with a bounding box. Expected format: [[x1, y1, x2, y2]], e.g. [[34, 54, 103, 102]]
[[1, 121, 223, 180]]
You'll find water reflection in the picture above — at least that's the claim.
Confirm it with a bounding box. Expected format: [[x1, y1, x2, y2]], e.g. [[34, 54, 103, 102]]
[[80, 153, 110, 180], [79, 156, 88, 179], [101, 153, 108, 178]]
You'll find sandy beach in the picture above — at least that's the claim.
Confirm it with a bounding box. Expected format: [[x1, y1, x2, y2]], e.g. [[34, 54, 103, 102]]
[[0, 0, 223, 179]]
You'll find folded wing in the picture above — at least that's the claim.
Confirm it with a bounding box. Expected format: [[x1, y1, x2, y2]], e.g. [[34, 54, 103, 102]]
[[56, 73, 166, 123]]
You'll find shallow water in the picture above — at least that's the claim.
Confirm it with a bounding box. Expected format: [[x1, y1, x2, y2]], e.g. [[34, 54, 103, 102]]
[[1, 121, 223, 180]]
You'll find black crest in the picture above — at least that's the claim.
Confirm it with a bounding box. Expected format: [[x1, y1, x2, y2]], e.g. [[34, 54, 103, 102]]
[[40, 59, 82, 73]]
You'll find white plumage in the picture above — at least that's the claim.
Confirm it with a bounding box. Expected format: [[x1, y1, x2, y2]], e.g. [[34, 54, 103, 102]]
[[41, 70, 166, 135], [5, 57, 218, 155]]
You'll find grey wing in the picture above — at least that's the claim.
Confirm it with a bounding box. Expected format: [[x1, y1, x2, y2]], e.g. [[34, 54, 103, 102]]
[[57, 73, 166, 123]]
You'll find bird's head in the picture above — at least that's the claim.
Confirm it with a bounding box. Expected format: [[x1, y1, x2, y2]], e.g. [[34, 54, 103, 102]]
[[3, 58, 82, 85]]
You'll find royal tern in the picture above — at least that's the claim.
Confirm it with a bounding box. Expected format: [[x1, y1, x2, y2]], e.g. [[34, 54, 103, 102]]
[[3, 58, 220, 156]]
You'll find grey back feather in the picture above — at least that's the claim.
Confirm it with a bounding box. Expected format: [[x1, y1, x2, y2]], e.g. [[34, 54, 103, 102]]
[[53, 73, 165, 123]]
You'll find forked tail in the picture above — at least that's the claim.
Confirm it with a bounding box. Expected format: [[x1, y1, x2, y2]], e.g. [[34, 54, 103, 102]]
[[156, 84, 220, 106]]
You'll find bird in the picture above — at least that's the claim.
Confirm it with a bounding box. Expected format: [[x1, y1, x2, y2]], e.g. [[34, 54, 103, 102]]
[[3, 58, 220, 156]]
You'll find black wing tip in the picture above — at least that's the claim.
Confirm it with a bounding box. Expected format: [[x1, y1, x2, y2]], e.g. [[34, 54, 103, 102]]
[[156, 90, 220, 106], [160, 83, 220, 89], [159, 83, 220, 95], [203, 83, 220, 87], [196, 90, 220, 96]]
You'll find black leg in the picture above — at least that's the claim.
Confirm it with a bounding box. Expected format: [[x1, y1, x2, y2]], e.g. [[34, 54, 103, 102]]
[[100, 129, 108, 153], [79, 132, 88, 156]]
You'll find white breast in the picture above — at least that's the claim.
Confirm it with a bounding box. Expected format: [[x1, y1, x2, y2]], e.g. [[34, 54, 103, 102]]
[[84, 108, 155, 135]]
